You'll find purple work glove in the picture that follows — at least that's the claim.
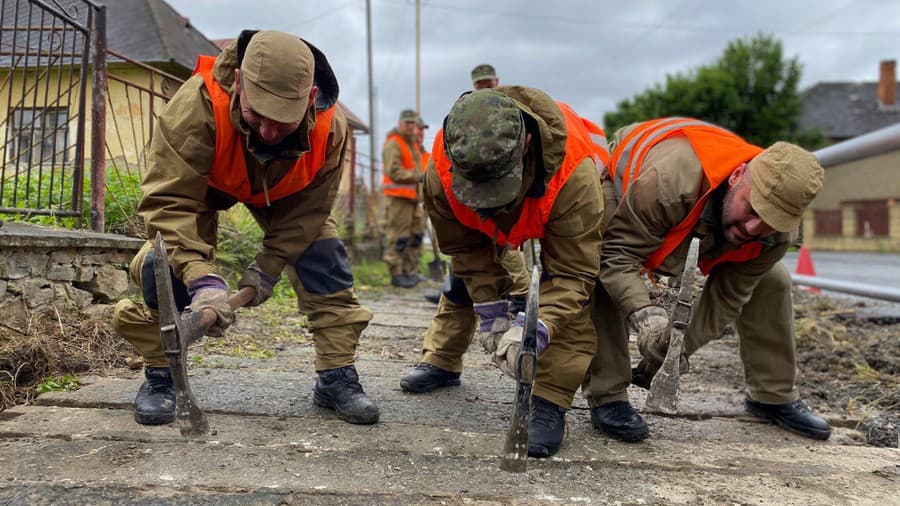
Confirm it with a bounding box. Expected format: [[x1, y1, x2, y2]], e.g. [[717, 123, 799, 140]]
[[473, 300, 512, 353], [493, 311, 550, 379], [511, 311, 550, 352], [187, 274, 233, 335], [238, 262, 281, 307]]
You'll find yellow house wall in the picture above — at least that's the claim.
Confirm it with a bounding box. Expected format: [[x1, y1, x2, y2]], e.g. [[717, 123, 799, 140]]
[[810, 150, 900, 210], [802, 149, 900, 252], [0, 66, 171, 170], [0, 68, 81, 166]]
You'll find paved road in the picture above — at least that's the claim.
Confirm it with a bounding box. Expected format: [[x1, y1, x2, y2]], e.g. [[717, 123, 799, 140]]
[[782, 250, 900, 288]]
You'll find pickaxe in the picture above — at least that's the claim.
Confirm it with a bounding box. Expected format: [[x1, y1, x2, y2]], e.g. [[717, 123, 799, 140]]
[[152, 232, 256, 438], [645, 237, 700, 414], [424, 219, 447, 282], [499, 262, 540, 473]]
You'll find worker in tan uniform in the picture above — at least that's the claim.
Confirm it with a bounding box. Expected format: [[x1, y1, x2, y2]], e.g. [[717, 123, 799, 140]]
[[382, 109, 426, 288], [401, 88, 609, 458], [112, 30, 379, 427], [423, 65, 530, 306], [585, 117, 831, 442]]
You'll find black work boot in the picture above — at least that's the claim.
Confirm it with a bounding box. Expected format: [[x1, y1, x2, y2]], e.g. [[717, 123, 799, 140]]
[[528, 396, 566, 458], [400, 363, 461, 393], [423, 292, 441, 304], [313, 365, 380, 424], [133, 367, 175, 425], [745, 397, 832, 440], [591, 401, 650, 442], [390, 274, 417, 288]]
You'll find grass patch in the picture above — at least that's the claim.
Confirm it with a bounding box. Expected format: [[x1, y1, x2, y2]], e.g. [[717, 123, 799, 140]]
[[35, 374, 80, 394]]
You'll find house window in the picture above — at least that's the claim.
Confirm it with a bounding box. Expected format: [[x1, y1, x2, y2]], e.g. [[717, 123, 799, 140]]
[[9, 107, 69, 165], [853, 200, 889, 238], [814, 209, 842, 236]]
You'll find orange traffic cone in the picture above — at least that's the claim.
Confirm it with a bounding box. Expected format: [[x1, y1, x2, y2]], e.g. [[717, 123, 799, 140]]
[[795, 246, 820, 293]]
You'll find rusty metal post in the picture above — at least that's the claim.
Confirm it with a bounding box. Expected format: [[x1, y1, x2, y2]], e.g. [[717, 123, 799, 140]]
[[89, 4, 107, 232]]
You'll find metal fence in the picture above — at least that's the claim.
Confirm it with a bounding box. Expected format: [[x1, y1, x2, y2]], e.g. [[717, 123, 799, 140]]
[[0, 0, 102, 222]]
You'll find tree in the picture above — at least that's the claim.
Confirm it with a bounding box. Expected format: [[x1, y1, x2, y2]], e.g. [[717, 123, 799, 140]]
[[603, 34, 828, 150]]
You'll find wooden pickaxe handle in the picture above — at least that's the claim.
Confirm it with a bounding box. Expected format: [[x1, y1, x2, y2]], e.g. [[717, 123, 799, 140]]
[[192, 286, 258, 331]]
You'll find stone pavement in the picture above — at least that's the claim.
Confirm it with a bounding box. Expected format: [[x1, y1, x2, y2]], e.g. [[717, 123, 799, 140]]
[[0, 284, 897, 505]]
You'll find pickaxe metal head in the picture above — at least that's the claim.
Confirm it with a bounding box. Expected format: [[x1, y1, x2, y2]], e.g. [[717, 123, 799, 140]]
[[645, 237, 700, 414]]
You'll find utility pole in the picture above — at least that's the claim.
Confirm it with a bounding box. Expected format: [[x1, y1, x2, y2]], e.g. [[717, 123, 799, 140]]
[[366, 0, 376, 190], [415, 0, 421, 113]]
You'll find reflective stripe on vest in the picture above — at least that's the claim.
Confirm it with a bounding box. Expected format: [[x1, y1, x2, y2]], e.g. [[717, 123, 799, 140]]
[[382, 134, 421, 199], [608, 118, 765, 274], [431, 101, 604, 249], [194, 55, 335, 207]]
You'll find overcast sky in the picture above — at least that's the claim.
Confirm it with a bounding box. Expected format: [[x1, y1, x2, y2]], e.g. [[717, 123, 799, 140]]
[[165, 0, 900, 171]]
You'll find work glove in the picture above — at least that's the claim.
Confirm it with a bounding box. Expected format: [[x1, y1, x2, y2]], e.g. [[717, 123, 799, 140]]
[[627, 305, 689, 389], [493, 311, 550, 379], [238, 262, 280, 307], [473, 300, 512, 354], [627, 305, 670, 366], [187, 274, 234, 336]]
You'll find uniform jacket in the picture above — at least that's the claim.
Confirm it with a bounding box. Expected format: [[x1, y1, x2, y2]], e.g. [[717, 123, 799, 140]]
[[138, 31, 348, 284], [600, 122, 794, 344], [382, 129, 423, 200], [423, 85, 604, 339]]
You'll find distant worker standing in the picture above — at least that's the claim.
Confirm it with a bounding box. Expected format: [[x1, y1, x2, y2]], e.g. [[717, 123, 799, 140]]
[[382, 109, 426, 288], [470, 63, 499, 90]]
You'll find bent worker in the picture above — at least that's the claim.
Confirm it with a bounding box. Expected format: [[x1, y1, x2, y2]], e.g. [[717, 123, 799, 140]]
[[584, 117, 831, 441], [112, 30, 379, 427], [401, 87, 610, 458]]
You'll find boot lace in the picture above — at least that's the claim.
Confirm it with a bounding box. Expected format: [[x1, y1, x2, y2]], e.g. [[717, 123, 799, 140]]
[[531, 398, 563, 431]]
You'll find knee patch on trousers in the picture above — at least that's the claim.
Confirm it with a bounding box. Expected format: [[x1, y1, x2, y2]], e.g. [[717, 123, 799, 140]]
[[294, 238, 354, 295], [140, 251, 190, 311], [394, 236, 409, 253], [410, 233, 423, 248], [442, 271, 472, 306]]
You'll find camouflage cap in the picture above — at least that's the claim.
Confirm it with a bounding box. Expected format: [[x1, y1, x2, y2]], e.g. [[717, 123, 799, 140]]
[[416, 116, 429, 129], [444, 90, 525, 209], [240, 31, 314, 124], [399, 109, 418, 122], [748, 141, 824, 232], [470, 64, 497, 83]]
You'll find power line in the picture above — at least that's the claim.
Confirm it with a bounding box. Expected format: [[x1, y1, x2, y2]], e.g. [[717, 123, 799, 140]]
[[377, 0, 900, 38]]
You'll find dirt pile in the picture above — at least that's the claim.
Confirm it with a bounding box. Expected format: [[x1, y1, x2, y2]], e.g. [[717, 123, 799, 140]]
[[0, 305, 135, 410], [792, 290, 899, 447]]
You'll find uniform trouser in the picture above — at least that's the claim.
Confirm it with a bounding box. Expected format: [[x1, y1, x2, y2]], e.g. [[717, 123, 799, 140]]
[[111, 218, 373, 372], [383, 196, 424, 276], [420, 278, 596, 409], [583, 263, 798, 406], [500, 249, 530, 298]]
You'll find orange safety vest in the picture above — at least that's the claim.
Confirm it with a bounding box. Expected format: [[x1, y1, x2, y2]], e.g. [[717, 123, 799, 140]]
[[418, 145, 430, 172], [607, 117, 765, 274], [381, 134, 422, 200], [194, 55, 336, 207], [432, 102, 607, 249]]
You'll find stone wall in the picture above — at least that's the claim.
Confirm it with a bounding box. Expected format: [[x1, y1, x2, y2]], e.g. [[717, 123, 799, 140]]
[[0, 222, 144, 327]]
